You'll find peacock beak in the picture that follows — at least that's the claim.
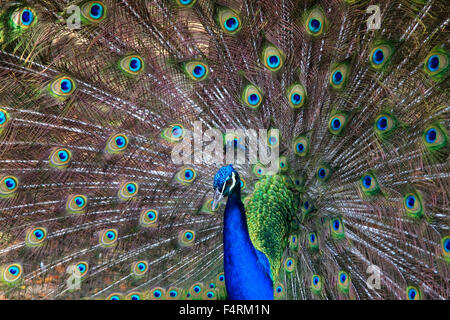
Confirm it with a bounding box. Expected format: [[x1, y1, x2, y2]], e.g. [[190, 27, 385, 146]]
[[212, 188, 223, 211]]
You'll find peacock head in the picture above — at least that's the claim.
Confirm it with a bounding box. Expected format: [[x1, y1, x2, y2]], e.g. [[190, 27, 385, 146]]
[[212, 165, 241, 210]]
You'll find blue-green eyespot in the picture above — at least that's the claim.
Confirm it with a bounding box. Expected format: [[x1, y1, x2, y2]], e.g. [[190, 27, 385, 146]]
[[287, 83, 307, 109], [140, 209, 158, 227], [359, 172, 380, 196], [25, 227, 47, 247], [48, 75, 76, 99], [329, 62, 350, 90], [0, 175, 19, 198], [261, 44, 285, 72], [162, 124, 185, 143], [176, 167, 196, 185], [217, 7, 241, 35], [49, 148, 72, 169], [175, 0, 197, 8], [328, 112, 349, 135], [99, 229, 118, 248], [403, 191, 424, 218], [183, 61, 209, 81], [373, 112, 397, 140], [80, 1, 107, 23], [178, 230, 195, 246], [131, 260, 148, 277], [1, 263, 23, 286], [369, 42, 394, 70], [66, 194, 87, 214], [10, 7, 37, 29], [118, 181, 138, 200], [316, 164, 332, 182], [119, 55, 145, 76], [304, 6, 328, 36], [406, 285, 421, 300], [337, 271, 350, 293], [311, 274, 323, 295], [105, 133, 129, 154], [422, 46, 448, 82], [422, 123, 447, 151], [330, 217, 345, 239], [242, 84, 263, 109]]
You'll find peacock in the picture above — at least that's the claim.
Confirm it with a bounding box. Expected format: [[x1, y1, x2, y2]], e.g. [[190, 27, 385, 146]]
[[0, 0, 448, 301]]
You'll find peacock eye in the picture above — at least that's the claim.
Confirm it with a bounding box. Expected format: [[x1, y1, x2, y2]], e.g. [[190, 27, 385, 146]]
[[316, 164, 331, 182], [284, 257, 295, 272], [107, 293, 122, 300], [105, 133, 129, 154], [118, 181, 139, 200], [140, 209, 158, 227], [190, 283, 204, 296], [179, 230, 195, 246], [422, 124, 447, 151], [11, 7, 37, 29], [25, 227, 47, 247], [359, 172, 380, 196], [99, 229, 118, 247], [66, 194, 87, 214], [287, 83, 307, 109], [132, 260, 148, 277], [0, 175, 19, 196], [49, 148, 72, 169], [217, 8, 241, 34], [81, 1, 107, 23], [403, 191, 423, 218], [422, 47, 448, 82], [373, 113, 397, 139], [242, 84, 263, 109], [48, 75, 76, 99], [305, 6, 328, 36], [119, 55, 144, 76], [278, 156, 288, 172], [261, 44, 285, 72], [406, 286, 421, 300], [311, 274, 323, 294], [329, 62, 350, 90], [330, 217, 345, 239], [74, 262, 89, 277], [162, 124, 185, 143], [148, 287, 165, 300], [301, 197, 314, 215], [274, 283, 285, 299], [176, 167, 197, 185], [328, 112, 349, 135], [337, 271, 350, 293], [176, 0, 196, 8], [369, 42, 394, 69], [183, 61, 209, 81], [0, 108, 9, 129], [267, 129, 279, 149], [3, 263, 23, 284]]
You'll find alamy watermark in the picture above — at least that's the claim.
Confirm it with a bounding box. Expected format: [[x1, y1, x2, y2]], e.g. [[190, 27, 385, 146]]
[[366, 265, 381, 290], [170, 121, 280, 173], [66, 264, 82, 291], [366, 5, 381, 30], [66, 5, 81, 30]]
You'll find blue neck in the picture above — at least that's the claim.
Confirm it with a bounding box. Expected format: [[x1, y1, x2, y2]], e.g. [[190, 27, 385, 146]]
[[223, 190, 274, 300]]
